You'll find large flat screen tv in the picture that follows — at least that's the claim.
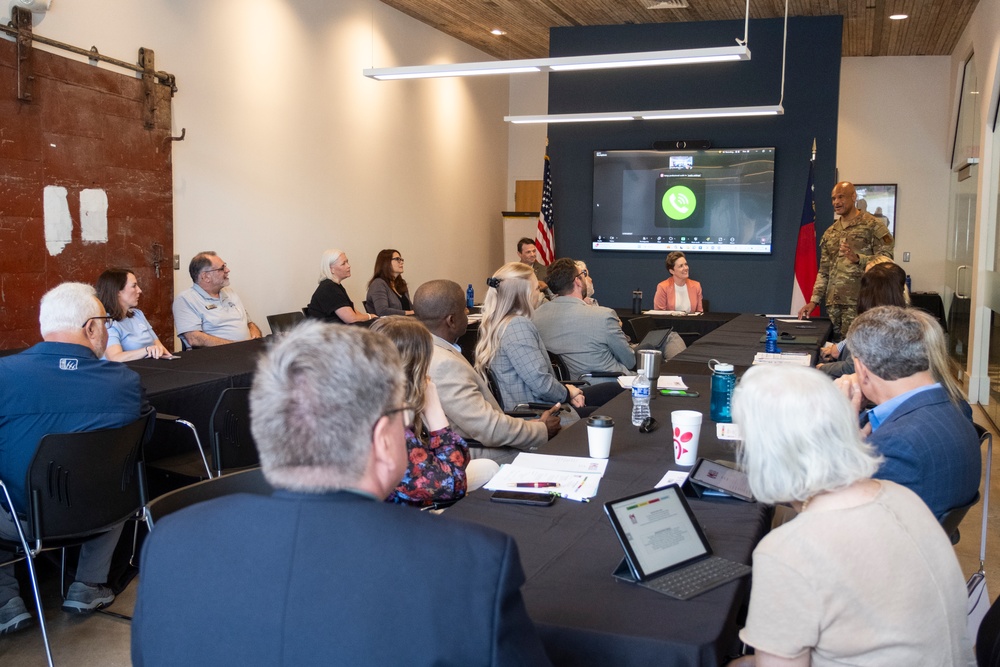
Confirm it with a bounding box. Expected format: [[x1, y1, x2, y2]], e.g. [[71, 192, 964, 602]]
[[592, 147, 775, 254]]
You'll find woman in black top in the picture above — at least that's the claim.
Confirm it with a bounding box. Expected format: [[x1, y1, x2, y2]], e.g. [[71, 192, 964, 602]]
[[306, 248, 376, 324]]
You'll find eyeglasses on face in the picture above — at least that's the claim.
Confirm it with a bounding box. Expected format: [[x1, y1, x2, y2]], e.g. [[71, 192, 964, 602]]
[[391, 257, 405, 263], [81, 315, 114, 329], [381, 404, 418, 428], [202, 264, 228, 274]]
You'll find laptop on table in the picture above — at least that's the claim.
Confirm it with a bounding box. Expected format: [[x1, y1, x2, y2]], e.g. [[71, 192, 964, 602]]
[[604, 484, 752, 600]]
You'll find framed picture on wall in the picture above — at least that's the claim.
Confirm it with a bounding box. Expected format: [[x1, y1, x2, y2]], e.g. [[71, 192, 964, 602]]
[[854, 184, 897, 237]]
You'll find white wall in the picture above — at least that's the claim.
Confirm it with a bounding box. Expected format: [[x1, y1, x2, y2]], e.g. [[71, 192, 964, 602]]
[[837, 57, 952, 294], [2, 0, 510, 335]]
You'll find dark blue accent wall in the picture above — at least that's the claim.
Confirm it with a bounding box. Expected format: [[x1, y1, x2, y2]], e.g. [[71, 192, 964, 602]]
[[547, 16, 842, 313]]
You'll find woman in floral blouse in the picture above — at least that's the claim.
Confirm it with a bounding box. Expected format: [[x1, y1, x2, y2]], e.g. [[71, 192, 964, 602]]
[[370, 316, 470, 507]]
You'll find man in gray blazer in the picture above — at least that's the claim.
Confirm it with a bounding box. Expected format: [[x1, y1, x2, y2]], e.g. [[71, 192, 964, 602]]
[[533, 258, 637, 381], [414, 280, 560, 464]]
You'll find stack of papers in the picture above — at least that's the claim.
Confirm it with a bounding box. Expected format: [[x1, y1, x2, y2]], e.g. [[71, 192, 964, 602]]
[[484, 453, 608, 502], [752, 352, 811, 366], [618, 375, 687, 390]]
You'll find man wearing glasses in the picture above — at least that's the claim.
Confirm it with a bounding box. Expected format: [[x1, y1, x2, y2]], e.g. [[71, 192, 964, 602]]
[[0, 283, 145, 631], [132, 322, 550, 666], [173, 251, 262, 348]]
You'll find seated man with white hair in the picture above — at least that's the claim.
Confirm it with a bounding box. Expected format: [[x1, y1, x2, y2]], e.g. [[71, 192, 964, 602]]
[[0, 283, 146, 632], [132, 322, 551, 666]]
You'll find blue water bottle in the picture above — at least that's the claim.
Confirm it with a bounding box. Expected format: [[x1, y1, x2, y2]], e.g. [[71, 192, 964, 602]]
[[765, 318, 780, 353], [708, 359, 735, 423], [466, 284, 475, 309]]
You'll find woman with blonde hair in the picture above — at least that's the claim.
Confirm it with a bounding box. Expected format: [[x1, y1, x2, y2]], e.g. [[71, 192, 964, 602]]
[[370, 316, 471, 506], [306, 249, 376, 324], [474, 262, 586, 412]]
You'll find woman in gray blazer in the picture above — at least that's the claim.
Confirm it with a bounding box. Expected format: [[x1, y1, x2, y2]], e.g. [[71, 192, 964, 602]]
[[365, 249, 413, 316]]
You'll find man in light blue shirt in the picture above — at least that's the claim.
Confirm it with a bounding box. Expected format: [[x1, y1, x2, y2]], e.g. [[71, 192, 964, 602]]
[[173, 252, 262, 347]]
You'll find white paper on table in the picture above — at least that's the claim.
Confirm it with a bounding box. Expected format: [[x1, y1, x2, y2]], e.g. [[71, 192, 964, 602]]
[[716, 423, 742, 440], [617, 375, 688, 390], [752, 352, 812, 366], [655, 470, 689, 489], [484, 465, 601, 501], [513, 452, 608, 475], [657, 376, 687, 390], [467, 314, 483, 323], [765, 314, 798, 320]]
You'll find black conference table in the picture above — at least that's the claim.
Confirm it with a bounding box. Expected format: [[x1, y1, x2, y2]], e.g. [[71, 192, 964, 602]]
[[447, 375, 764, 666], [616, 309, 741, 339], [127, 338, 267, 456], [446, 313, 833, 666]]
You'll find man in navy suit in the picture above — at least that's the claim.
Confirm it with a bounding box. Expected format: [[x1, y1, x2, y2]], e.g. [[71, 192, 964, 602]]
[[132, 321, 551, 667], [836, 306, 980, 519]]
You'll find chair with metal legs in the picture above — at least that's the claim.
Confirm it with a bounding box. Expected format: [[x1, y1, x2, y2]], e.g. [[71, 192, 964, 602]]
[[0, 408, 153, 667]]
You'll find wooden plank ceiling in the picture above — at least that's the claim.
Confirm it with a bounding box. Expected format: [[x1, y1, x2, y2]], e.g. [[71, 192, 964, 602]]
[[377, 0, 979, 59]]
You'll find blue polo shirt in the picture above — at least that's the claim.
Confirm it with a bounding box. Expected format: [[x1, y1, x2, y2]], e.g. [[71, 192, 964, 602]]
[[0, 342, 144, 509]]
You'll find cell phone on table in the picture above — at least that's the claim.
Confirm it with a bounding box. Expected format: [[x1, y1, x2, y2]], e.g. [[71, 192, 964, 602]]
[[490, 490, 556, 506]]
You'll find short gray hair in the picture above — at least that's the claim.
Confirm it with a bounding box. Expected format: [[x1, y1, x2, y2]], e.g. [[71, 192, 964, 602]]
[[732, 365, 881, 504], [250, 320, 404, 492], [847, 306, 928, 380], [39, 282, 102, 336]]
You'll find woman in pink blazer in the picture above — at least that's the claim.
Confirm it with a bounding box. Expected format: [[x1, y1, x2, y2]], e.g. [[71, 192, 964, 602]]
[[653, 251, 704, 312]]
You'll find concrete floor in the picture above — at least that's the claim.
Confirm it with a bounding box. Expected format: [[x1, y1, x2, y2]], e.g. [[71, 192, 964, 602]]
[[2, 409, 999, 666]]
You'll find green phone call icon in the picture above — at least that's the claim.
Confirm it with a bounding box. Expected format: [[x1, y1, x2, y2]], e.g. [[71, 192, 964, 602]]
[[662, 185, 697, 220]]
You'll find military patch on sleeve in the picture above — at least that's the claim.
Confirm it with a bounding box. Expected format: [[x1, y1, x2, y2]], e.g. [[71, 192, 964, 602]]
[[882, 234, 893, 244]]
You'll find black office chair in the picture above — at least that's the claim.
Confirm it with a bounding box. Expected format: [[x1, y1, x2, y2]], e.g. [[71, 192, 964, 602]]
[[942, 424, 993, 544], [939, 491, 979, 545], [625, 316, 654, 344], [0, 409, 154, 667], [549, 351, 621, 383], [143, 467, 272, 530], [483, 367, 550, 417], [178, 333, 193, 351], [265, 311, 304, 334], [210, 387, 259, 476]]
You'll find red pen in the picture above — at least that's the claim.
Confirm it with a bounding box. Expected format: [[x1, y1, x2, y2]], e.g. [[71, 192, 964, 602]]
[[513, 482, 560, 488]]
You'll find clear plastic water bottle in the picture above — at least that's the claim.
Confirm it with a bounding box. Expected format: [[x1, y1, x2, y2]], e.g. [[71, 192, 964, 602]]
[[765, 318, 780, 353], [466, 284, 475, 309], [631, 373, 651, 426]]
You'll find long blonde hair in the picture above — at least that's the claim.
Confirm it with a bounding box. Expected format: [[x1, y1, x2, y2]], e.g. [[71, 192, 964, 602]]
[[474, 262, 538, 376], [370, 316, 431, 436]]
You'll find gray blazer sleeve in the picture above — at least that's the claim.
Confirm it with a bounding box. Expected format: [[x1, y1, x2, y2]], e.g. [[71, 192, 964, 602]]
[[499, 318, 567, 405], [366, 278, 407, 317], [601, 308, 637, 368]]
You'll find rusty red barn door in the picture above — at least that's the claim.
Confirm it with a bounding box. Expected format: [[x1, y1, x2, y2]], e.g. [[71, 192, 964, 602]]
[[0, 26, 175, 350]]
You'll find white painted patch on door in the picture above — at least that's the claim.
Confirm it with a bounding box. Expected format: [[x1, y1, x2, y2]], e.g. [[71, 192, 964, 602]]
[[43, 185, 72, 255], [80, 188, 108, 243]]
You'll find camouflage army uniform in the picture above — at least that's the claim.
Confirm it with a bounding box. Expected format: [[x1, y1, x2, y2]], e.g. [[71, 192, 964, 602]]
[[809, 212, 894, 339]]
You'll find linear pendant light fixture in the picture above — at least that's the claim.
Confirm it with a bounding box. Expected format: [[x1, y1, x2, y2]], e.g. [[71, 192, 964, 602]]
[[363, 45, 750, 80], [504, 0, 789, 124]]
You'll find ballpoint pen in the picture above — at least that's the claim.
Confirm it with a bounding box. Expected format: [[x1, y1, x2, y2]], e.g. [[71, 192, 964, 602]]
[[513, 482, 560, 488]]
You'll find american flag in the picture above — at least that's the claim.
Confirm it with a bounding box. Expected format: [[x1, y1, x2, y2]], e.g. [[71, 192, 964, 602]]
[[535, 152, 555, 265]]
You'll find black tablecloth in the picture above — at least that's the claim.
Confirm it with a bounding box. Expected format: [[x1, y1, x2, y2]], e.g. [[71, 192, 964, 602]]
[[128, 339, 266, 456], [665, 314, 833, 374], [617, 310, 740, 338], [447, 374, 766, 666]]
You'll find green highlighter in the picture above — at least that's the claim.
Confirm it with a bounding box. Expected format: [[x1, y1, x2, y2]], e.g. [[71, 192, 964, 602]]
[[659, 389, 700, 398]]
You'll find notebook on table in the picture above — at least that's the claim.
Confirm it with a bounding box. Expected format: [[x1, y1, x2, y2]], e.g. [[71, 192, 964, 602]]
[[604, 484, 752, 600]]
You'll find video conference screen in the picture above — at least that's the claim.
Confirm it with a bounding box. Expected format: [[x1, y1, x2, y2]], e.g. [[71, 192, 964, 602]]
[[592, 147, 775, 255]]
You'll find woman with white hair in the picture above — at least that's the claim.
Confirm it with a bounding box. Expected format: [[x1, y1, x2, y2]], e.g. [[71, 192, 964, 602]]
[[474, 262, 585, 412], [728, 365, 973, 666], [306, 249, 376, 324], [575, 260, 598, 306]]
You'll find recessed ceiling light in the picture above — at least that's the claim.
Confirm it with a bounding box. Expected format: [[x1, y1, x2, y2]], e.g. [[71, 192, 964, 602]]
[[889, 14, 908, 20], [490, 29, 506, 36]]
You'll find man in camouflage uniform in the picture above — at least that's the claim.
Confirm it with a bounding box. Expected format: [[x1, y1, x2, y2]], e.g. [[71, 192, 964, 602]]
[[797, 181, 894, 339]]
